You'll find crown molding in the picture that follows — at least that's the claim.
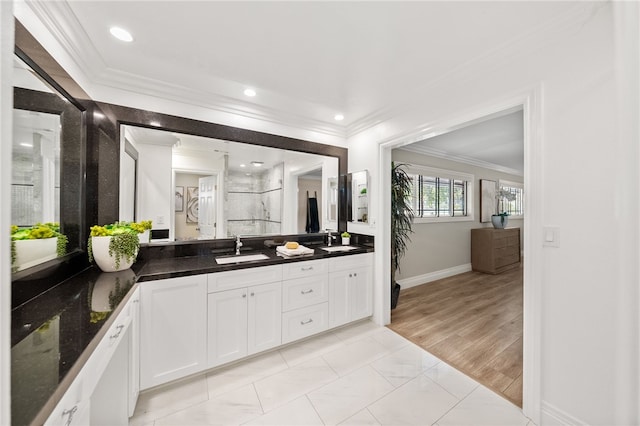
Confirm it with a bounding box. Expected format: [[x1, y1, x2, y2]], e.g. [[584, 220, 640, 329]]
[[399, 144, 523, 177]]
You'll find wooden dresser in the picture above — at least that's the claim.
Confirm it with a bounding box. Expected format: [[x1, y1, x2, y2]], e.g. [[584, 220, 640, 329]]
[[471, 228, 521, 274]]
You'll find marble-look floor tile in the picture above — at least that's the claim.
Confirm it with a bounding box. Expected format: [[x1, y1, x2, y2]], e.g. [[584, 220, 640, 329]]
[[367, 375, 459, 425], [332, 320, 381, 343], [371, 344, 441, 387], [424, 361, 479, 399], [322, 336, 390, 376], [307, 366, 394, 425], [253, 357, 338, 412], [279, 331, 346, 367], [155, 384, 263, 426], [370, 327, 411, 351], [243, 396, 323, 425], [339, 408, 381, 425], [207, 350, 289, 397], [437, 385, 529, 426], [131, 374, 209, 424]]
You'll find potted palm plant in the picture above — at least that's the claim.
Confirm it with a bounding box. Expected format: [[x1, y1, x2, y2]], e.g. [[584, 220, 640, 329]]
[[391, 162, 414, 309]]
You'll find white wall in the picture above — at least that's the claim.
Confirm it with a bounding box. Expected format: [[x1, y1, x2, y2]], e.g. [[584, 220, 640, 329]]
[[348, 3, 639, 424], [1, 2, 14, 423], [137, 143, 172, 231], [391, 149, 523, 285]]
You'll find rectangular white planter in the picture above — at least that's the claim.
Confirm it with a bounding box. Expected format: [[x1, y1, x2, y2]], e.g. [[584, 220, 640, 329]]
[[13, 238, 57, 271]]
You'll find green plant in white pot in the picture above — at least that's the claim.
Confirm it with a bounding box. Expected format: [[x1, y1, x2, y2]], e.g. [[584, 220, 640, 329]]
[[341, 231, 351, 245], [11, 222, 68, 272], [88, 222, 140, 272]]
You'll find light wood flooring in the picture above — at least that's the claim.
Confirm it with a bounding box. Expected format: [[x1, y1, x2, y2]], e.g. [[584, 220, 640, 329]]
[[388, 265, 523, 407]]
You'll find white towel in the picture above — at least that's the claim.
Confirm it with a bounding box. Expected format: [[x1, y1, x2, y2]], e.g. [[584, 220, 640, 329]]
[[276, 244, 314, 257]]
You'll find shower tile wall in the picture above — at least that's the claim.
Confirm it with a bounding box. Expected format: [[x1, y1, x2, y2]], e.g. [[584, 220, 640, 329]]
[[226, 164, 283, 237]]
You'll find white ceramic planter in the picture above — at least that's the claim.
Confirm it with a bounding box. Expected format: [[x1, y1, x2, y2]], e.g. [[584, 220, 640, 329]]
[[138, 230, 150, 244], [342, 237, 350, 245], [91, 236, 138, 272], [491, 215, 509, 229], [13, 238, 57, 271]]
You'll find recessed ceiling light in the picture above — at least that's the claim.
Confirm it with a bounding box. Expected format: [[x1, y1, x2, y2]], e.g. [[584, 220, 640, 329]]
[[110, 26, 133, 42], [251, 161, 263, 167], [334, 114, 344, 121], [240, 164, 246, 168], [20, 143, 33, 148], [149, 121, 160, 127], [244, 88, 256, 97]]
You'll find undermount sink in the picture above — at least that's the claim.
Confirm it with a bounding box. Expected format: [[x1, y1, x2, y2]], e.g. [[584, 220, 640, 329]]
[[215, 253, 270, 264], [320, 245, 358, 252]]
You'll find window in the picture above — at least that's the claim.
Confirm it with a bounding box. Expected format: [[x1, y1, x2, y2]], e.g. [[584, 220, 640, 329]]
[[498, 180, 524, 217], [407, 165, 474, 223]]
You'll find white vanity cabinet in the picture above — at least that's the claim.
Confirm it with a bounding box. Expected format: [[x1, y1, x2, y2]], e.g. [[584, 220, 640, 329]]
[[140, 275, 207, 390], [328, 253, 373, 328], [45, 287, 139, 426], [207, 266, 283, 368], [281, 259, 329, 344]]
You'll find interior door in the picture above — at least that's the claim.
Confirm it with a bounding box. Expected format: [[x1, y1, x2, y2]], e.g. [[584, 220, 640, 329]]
[[198, 176, 216, 239]]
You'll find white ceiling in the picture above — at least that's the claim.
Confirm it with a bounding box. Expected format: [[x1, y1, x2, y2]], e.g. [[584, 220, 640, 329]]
[[22, 1, 577, 173]]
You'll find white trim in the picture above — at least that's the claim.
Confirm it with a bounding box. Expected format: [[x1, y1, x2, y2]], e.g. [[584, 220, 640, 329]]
[[396, 264, 472, 290], [376, 87, 542, 424], [541, 401, 588, 426]]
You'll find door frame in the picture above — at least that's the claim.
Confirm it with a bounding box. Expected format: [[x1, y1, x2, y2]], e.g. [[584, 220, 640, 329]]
[[375, 86, 543, 423], [172, 168, 222, 241]]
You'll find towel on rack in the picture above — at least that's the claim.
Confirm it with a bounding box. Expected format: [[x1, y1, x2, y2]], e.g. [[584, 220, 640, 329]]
[[306, 191, 320, 233]]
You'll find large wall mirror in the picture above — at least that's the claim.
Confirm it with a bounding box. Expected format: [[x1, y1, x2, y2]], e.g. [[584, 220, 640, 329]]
[[119, 125, 339, 241], [11, 53, 84, 273]]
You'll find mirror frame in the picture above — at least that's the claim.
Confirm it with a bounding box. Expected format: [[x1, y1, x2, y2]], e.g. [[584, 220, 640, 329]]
[[94, 102, 349, 239]]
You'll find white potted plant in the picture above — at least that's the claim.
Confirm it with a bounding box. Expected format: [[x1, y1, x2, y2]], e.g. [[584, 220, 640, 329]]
[[341, 231, 351, 245], [88, 222, 140, 272], [492, 189, 517, 229], [11, 222, 68, 272]]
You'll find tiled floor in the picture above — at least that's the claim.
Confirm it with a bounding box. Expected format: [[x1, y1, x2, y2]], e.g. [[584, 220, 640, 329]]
[[130, 320, 535, 426]]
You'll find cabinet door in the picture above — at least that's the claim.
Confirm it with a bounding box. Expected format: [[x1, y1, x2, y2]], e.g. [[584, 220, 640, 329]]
[[248, 282, 282, 355], [128, 288, 140, 417], [350, 267, 372, 321], [140, 275, 207, 390], [328, 270, 351, 328], [208, 288, 248, 367]]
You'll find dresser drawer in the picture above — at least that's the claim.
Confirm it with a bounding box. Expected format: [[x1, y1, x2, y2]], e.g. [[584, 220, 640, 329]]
[[282, 259, 328, 280], [282, 275, 328, 312], [281, 302, 328, 344]]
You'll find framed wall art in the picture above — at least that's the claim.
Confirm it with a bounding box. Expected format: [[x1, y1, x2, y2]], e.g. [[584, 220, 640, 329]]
[[175, 186, 184, 212], [186, 186, 199, 223]]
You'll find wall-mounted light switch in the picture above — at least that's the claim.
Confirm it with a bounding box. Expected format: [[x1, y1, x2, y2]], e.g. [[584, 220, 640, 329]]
[[156, 216, 165, 225], [543, 227, 559, 248]]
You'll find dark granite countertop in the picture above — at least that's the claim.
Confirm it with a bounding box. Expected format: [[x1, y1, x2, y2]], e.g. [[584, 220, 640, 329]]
[[11, 241, 374, 425]]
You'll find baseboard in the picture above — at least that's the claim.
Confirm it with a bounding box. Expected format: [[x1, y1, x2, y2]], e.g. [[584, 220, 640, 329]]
[[541, 401, 588, 426], [396, 264, 472, 290]]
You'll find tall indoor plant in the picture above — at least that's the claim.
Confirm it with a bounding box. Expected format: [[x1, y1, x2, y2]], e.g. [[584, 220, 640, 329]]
[[391, 162, 414, 309]]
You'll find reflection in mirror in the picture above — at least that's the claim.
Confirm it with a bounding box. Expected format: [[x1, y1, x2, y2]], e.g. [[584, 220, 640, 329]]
[[120, 125, 339, 241], [327, 177, 338, 222], [11, 54, 83, 272], [348, 170, 369, 223]]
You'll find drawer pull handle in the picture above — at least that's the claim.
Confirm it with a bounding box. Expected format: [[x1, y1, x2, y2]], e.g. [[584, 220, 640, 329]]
[[63, 405, 78, 426], [300, 318, 313, 325], [250, 292, 255, 297], [301, 289, 314, 295], [242, 294, 247, 298], [110, 324, 124, 339], [301, 266, 314, 271]]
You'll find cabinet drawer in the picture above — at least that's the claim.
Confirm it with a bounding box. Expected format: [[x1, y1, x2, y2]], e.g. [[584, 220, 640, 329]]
[[282, 259, 328, 280], [328, 252, 373, 272], [282, 275, 328, 312], [282, 303, 328, 344], [208, 264, 282, 292]]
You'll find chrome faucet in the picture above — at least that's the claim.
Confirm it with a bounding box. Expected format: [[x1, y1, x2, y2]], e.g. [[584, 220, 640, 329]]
[[235, 235, 243, 255], [325, 229, 336, 246]]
